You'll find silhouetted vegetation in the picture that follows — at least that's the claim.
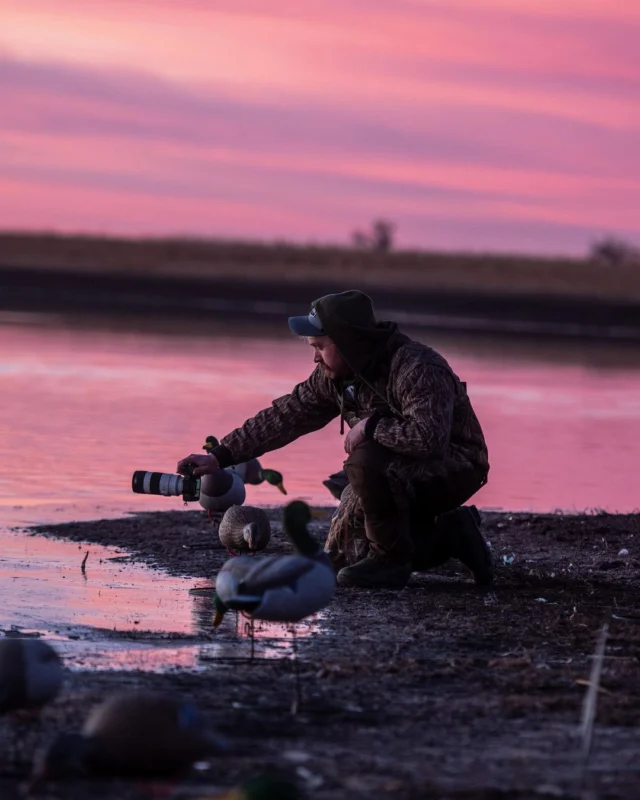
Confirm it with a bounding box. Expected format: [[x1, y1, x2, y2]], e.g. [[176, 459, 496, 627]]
[[1, 231, 640, 301], [351, 219, 395, 253], [590, 237, 640, 268]]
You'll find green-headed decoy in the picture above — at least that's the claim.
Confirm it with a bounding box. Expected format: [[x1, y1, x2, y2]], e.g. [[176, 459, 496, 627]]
[[203, 436, 286, 495], [29, 690, 228, 788], [213, 500, 334, 627]]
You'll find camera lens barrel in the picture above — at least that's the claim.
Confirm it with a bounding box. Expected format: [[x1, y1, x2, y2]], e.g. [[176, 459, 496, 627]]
[[132, 471, 185, 497]]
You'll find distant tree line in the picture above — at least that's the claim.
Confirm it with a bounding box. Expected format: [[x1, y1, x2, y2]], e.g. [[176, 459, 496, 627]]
[[590, 237, 640, 268], [351, 219, 396, 253], [349, 225, 640, 266]]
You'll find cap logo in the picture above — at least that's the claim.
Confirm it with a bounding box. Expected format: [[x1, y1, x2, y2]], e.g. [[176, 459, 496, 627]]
[[308, 307, 324, 332]]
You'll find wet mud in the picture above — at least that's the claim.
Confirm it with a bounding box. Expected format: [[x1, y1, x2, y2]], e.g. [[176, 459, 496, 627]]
[[2, 507, 640, 799]]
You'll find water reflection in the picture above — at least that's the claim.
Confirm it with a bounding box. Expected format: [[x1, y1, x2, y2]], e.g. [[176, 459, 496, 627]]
[[0, 527, 195, 634], [190, 581, 320, 659], [2, 312, 639, 670], [0, 526, 321, 672], [4, 316, 640, 521]]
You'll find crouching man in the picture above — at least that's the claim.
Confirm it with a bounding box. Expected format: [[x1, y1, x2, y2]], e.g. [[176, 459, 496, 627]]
[[178, 290, 493, 590]]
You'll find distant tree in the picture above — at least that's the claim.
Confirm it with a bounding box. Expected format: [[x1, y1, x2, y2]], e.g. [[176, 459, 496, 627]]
[[371, 219, 395, 253], [351, 219, 396, 253], [590, 237, 640, 268]]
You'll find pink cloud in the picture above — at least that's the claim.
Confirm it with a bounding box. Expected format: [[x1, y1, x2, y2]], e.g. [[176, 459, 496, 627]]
[[0, 1, 639, 253]]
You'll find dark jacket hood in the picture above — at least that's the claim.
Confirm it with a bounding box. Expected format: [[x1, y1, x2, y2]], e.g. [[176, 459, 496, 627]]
[[312, 290, 400, 380]]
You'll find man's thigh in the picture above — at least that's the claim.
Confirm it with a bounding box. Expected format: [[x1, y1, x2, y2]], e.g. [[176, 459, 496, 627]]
[[411, 468, 487, 519]]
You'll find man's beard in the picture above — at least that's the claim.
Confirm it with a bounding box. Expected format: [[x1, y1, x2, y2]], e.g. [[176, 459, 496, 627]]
[[319, 363, 338, 379]]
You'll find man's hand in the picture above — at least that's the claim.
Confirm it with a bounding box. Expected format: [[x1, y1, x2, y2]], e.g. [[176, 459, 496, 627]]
[[344, 418, 368, 455], [177, 453, 220, 477]]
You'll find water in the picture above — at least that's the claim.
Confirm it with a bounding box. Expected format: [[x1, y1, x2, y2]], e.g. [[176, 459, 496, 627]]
[[2, 313, 638, 520], [1, 524, 316, 671], [1, 313, 638, 670]]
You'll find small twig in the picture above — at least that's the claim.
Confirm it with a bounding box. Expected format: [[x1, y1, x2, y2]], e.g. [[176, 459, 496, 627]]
[[575, 678, 612, 695], [290, 626, 301, 716], [579, 623, 609, 792]]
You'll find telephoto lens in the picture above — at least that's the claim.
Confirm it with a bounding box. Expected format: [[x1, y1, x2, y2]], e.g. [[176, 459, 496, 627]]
[[132, 463, 200, 502], [132, 471, 186, 497]]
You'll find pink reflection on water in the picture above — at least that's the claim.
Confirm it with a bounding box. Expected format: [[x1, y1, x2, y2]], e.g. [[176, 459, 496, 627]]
[[0, 530, 311, 672], [190, 581, 320, 647], [0, 527, 194, 634], [2, 318, 640, 520]]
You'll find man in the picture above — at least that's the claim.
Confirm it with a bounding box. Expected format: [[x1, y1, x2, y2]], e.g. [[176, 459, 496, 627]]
[[178, 290, 492, 590]]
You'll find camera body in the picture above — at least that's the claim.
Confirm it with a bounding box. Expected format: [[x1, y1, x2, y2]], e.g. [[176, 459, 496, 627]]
[[176, 462, 200, 502]]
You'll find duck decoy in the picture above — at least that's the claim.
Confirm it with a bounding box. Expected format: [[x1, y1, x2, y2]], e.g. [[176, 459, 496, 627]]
[[213, 501, 333, 715], [198, 468, 246, 514], [322, 470, 349, 501], [236, 462, 287, 495], [0, 637, 63, 717], [218, 505, 271, 555], [29, 690, 228, 788], [196, 773, 302, 800], [212, 500, 334, 627], [203, 436, 287, 495]]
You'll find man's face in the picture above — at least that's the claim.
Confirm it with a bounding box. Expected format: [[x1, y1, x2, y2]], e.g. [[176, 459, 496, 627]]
[[308, 336, 352, 380]]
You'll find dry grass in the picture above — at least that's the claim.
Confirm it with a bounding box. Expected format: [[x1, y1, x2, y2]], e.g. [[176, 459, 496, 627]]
[[1, 231, 640, 301]]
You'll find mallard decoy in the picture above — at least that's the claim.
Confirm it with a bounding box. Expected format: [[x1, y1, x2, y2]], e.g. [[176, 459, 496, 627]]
[[212, 500, 334, 627], [322, 470, 349, 500], [199, 468, 246, 514], [29, 690, 228, 788], [203, 436, 287, 495], [218, 505, 271, 555], [198, 774, 301, 800], [0, 637, 63, 716]]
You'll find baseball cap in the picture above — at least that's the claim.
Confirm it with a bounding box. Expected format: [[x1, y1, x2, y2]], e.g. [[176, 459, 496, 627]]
[[288, 304, 326, 336]]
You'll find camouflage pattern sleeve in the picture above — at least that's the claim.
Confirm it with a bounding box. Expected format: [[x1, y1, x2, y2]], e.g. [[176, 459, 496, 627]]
[[218, 366, 339, 465], [371, 363, 455, 459]]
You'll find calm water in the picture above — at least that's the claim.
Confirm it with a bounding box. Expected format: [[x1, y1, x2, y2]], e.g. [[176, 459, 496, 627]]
[[1, 521, 316, 671], [2, 313, 638, 524], [0, 312, 638, 669]]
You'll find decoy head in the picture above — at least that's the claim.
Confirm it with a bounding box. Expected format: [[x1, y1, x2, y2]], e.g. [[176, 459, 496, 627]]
[[282, 500, 322, 557], [242, 522, 269, 552], [202, 435, 220, 453], [218, 774, 302, 800], [261, 469, 286, 495], [28, 732, 92, 792], [212, 592, 230, 628]]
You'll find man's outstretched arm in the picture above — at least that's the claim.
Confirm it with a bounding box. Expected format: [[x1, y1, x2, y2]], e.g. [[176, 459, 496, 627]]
[[179, 366, 339, 475]]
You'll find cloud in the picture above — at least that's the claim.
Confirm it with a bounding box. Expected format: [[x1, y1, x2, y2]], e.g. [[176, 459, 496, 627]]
[[0, 0, 639, 253]]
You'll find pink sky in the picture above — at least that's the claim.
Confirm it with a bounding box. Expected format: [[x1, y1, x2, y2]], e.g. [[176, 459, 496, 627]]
[[1, 0, 639, 255]]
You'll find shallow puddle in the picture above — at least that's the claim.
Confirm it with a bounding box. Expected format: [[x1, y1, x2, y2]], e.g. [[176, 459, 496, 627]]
[[0, 527, 316, 672]]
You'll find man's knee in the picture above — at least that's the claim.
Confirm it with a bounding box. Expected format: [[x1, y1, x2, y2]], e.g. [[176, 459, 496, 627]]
[[344, 440, 392, 495]]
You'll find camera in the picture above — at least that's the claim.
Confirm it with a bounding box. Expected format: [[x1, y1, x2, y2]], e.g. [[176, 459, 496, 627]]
[[131, 462, 201, 503]]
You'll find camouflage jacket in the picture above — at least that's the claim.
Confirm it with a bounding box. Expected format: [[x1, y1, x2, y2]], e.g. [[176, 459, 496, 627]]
[[212, 328, 489, 487]]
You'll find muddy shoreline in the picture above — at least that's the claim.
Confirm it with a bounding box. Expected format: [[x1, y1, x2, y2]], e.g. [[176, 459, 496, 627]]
[[2, 507, 640, 799]]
